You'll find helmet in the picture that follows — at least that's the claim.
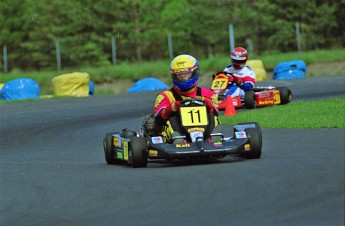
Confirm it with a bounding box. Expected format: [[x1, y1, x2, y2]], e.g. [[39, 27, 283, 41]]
[[170, 54, 200, 91], [231, 47, 248, 70]]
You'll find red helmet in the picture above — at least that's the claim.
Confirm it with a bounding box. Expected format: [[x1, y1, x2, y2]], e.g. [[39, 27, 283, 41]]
[[231, 47, 248, 70]]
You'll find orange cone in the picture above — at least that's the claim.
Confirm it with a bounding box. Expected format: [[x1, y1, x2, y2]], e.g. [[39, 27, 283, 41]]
[[224, 95, 236, 116]]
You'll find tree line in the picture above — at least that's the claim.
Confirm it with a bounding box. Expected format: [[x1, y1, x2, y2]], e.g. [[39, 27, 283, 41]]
[[0, 0, 343, 71]]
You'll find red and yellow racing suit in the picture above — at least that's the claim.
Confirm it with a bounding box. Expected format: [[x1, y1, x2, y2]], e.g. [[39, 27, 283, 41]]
[[154, 86, 220, 142]]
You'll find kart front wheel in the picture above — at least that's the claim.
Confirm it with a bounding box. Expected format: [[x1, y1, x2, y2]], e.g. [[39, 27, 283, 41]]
[[277, 87, 292, 104], [243, 124, 262, 159], [129, 136, 148, 168], [244, 91, 256, 109], [104, 132, 122, 165]]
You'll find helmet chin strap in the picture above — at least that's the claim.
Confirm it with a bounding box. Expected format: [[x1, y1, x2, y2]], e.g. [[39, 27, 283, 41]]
[[233, 63, 245, 70]]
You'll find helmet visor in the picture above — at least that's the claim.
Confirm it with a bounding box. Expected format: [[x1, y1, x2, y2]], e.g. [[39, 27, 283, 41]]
[[175, 72, 192, 81], [172, 68, 198, 82]]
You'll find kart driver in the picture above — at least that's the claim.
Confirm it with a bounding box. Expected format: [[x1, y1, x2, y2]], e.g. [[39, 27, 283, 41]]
[[153, 54, 222, 144], [216, 47, 256, 98]]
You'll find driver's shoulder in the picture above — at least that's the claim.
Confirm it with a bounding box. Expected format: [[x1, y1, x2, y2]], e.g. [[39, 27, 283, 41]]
[[200, 87, 214, 97], [244, 65, 255, 73], [224, 65, 235, 73], [159, 89, 175, 102]]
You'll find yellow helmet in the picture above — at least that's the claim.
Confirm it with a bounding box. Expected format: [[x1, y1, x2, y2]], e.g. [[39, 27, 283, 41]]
[[170, 54, 200, 91]]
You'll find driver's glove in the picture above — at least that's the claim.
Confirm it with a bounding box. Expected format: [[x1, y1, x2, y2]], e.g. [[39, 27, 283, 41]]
[[161, 101, 181, 120], [203, 98, 215, 114], [233, 76, 243, 87]]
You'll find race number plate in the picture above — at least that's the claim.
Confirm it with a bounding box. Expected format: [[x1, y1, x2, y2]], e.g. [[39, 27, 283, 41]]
[[180, 106, 208, 126], [211, 78, 228, 90], [273, 90, 281, 104]]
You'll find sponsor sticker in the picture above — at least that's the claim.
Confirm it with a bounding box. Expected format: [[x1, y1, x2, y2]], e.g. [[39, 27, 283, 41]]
[[113, 137, 121, 147], [116, 151, 123, 159], [259, 93, 270, 98], [176, 143, 190, 148], [258, 100, 274, 105], [190, 131, 203, 142], [213, 142, 223, 146], [151, 136, 163, 144], [232, 100, 238, 106], [149, 150, 158, 156], [123, 141, 128, 160], [188, 128, 205, 133], [235, 132, 247, 139], [244, 144, 250, 151]]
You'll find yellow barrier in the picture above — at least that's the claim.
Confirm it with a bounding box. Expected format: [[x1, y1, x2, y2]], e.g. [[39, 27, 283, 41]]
[[52, 72, 90, 97], [246, 60, 267, 81]]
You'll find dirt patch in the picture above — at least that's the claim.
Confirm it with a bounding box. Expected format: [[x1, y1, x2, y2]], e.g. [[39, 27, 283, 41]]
[[306, 61, 345, 77], [95, 79, 135, 95]]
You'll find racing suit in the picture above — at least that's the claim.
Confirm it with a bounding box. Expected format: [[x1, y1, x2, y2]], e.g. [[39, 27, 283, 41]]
[[154, 86, 220, 142], [223, 65, 256, 98]]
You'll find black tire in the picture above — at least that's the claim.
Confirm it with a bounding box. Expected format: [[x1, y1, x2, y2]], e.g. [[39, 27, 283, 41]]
[[103, 132, 122, 165], [277, 87, 292, 104], [244, 91, 256, 109], [238, 122, 262, 159], [129, 136, 148, 168]]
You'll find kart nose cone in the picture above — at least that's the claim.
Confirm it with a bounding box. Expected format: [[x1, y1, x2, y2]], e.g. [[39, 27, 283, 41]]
[[195, 137, 205, 151]]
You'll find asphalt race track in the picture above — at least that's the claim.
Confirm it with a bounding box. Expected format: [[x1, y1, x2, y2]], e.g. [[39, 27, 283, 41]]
[[1, 75, 344, 225]]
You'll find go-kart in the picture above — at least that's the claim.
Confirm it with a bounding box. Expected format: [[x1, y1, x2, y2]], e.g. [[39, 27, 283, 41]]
[[103, 99, 262, 168], [211, 72, 292, 110]]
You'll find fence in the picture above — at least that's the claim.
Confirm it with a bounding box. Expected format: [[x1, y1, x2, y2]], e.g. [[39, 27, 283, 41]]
[[1, 23, 303, 74]]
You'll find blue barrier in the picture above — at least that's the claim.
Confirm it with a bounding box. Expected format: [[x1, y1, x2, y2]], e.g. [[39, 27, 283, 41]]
[[128, 77, 169, 93], [0, 78, 40, 100], [273, 60, 306, 80], [89, 80, 94, 96]]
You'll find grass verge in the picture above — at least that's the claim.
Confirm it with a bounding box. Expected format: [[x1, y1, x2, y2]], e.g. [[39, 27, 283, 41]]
[[219, 98, 345, 128]]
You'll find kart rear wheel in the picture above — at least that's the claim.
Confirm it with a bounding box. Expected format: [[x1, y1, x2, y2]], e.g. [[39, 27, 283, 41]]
[[239, 123, 262, 159], [277, 87, 292, 104], [244, 91, 256, 109], [103, 132, 122, 165], [129, 136, 148, 168]]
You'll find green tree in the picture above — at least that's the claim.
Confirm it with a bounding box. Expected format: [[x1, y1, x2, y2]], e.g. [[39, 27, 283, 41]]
[[0, 0, 343, 71], [0, 0, 29, 70], [50, 0, 111, 69], [19, 1, 58, 70], [262, 0, 337, 52], [189, 0, 230, 58], [333, 0, 345, 47], [160, 0, 194, 56]]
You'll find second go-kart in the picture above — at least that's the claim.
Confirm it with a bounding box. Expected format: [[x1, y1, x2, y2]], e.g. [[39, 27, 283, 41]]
[[103, 99, 262, 168], [211, 72, 292, 110]]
